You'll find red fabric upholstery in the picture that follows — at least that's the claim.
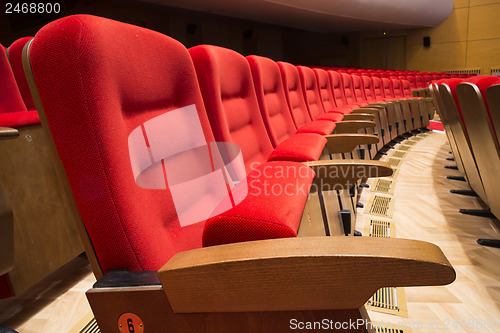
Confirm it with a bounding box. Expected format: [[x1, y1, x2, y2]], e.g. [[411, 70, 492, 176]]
[[295, 120, 336, 135], [329, 71, 356, 112], [0, 43, 39, 128], [278, 61, 314, 129], [316, 112, 345, 122], [297, 66, 329, 120], [351, 74, 369, 106], [203, 161, 315, 247], [382, 78, 396, 99], [0, 45, 28, 115], [415, 75, 426, 88], [371, 77, 387, 102], [314, 68, 346, 114], [402, 80, 414, 98], [391, 79, 405, 99], [190, 45, 274, 172], [403, 76, 417, 89], [8, 37, 36, 110], [268, 132, 326, 162], [362, 75, 376, 102], [247, 55, 335, 137], [190, 45, 326, 169], [0, 111, 40, 128], [428, 120, 444, 132], [30, 15, 214, 273], [340, 73, 357, 106], [247, 55, 306, 145]]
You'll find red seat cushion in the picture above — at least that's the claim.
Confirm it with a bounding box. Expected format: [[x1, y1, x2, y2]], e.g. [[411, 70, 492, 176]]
[[0, 111, 39, 128], [296, 120, 336, 135], [203, 161, 315, 247], [8, 37, 36, 110], [268, 133, 327, 162], [316, 112, 344, 122], [30, 15, 215, 273]]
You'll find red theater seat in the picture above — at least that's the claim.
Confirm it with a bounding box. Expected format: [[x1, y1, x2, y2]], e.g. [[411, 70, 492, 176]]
[[297, 66, 346, 122], [278, 61, 343, 131], [189, 45, 326, 167], [22, 15, 455, 333], [246, 55, 336, 140], [0, 44, 39, 128], [7, 37, 36, 110]]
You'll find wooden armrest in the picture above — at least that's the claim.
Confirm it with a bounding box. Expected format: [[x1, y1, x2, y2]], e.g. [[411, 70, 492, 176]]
[[335, 120, 375, 133], [304, 159, 392, 188], [159, 236, 455, 313], [352, 107, 381, 114], [342, 113, 375, 121], [0, 127, 20, 140], [325, 133, 379, 154], [363, 103, 390, 108]]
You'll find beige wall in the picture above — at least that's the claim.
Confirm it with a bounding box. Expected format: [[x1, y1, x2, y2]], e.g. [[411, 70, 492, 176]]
[[406, 0, 500, 74]]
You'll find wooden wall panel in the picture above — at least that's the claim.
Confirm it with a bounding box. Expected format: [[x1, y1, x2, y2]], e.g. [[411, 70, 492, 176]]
[[407, 42, 467, 72], [454, 0, 470, 8], [467, 39, 500, 70], [468, 3, 500, 40], [404, 0, 500, 73], [469, 0, 500, 6], [406, 8, 468, 45]]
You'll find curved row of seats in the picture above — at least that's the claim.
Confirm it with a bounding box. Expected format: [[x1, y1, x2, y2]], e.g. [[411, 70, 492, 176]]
[[430, 76, 500, 248], [0, 14, 456, 331], [316, 65, 471, 89]]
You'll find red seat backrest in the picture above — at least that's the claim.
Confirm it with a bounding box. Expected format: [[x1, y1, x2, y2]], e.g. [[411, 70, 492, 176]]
[[328, 71, 349, 108], [277, 61, 314, 129], [402, 80, 414, 98], [415, 75, 426, 88], [29, 15, 216, 274], [391, 79, 405, 99], [362, 75, 376, 102], [247, 55, 298, 147], [297, 66, 326, 120], [341, 73, 357, 105], [7, 37, 36, 110], [313, 68, 337, 112], [382, 78, 395, 99], [0, 44, 27, 115], [351, 74, 366, 104], [371, 76, 386, 101], [190, 45, 274, 173]]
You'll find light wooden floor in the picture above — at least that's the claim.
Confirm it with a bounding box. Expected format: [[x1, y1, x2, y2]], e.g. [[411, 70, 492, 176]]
[[359, 131, 500, 333], [0, 255, 95, 333], [1, 131, 499, 333]]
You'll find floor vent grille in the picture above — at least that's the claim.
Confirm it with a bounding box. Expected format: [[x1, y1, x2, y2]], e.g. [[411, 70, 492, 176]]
[[367, 287, 408, 317], [397, 145, 412, 151], [403, 140, 417, 146], [391, 151, 407, 159], [373, 179, 394, 194], [388, 158, 403, 168], [366, 195, 393, 217], [365, 219, 395, 238]]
